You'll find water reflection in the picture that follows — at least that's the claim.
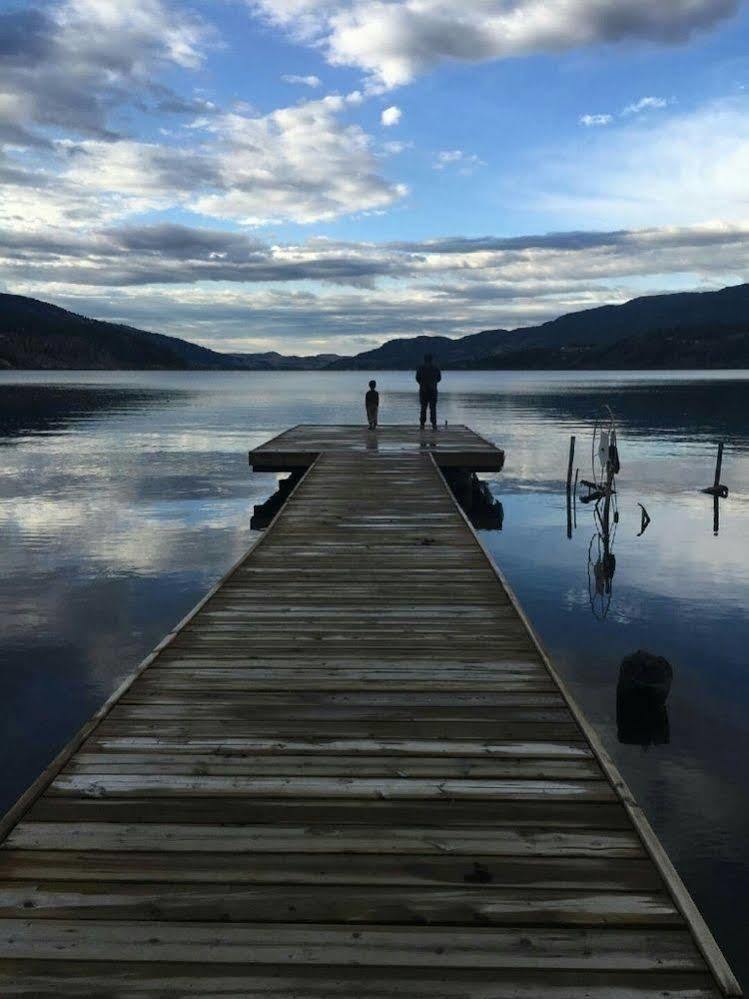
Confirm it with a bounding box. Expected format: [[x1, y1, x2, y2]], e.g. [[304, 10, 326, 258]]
[[453, 377, 749, 447], [587, 518, 617, 620], [0, 383, 186, 442], [566, 408, 622, 620]]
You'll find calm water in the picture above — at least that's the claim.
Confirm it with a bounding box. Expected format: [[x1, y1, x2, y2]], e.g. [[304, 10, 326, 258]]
[[1, 369, 748, 984]]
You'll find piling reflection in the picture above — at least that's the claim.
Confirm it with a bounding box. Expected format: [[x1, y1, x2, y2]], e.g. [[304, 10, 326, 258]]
[[588, 517, 617, 620], [566, 408, 658, 619], [580, 409, 621, 619], [616, 650, 673, 748]]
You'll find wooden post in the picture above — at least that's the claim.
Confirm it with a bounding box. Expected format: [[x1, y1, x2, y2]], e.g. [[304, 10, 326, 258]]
[[566, 436, 576, 492], [566, 436, 575, 539], [701, 442, 728, 498], [713, 442, 724, 491]]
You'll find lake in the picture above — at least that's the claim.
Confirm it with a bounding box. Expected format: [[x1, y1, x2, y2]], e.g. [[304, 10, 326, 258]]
[[1, 368, 748, 986]]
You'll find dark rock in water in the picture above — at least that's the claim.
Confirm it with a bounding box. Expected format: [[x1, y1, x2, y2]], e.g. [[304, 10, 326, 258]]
[[617, 651, 673, 748], [618, 650, 672, 703]]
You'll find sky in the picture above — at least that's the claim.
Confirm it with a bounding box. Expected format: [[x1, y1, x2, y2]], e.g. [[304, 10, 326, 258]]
[[1, 0, 749, 355]]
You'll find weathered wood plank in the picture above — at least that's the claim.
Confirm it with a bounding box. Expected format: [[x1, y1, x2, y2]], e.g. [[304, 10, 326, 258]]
[[24, 798, 634, 829], [47, 775, 617, 802], [94, 721, 584, 740], [109, 703, 572, 722], [0, 920, 705, 970], [65, 754, 602, 779], [0, 852, 662, 889], [5, 823, 641, 857], [0, 881, 682, 927], [118, 692, 566, 708], [81, 736, 594, 759], [0, 883, 680, 926], [0, 964, 722, 998]]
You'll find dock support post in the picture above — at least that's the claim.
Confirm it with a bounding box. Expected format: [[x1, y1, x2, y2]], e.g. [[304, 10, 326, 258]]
[[566, 435, 575, 539], [702, 443, 728, 536], [702, 442, 728, 499], [714, 441, 724, 491]]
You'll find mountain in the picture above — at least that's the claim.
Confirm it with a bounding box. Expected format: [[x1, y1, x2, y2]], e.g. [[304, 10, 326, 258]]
[[3, 283, 749, 372], [467, 324, 749, 370], [226, 350, 342, 371], [326, 330, 514, 370], [0, 294, 339, 371], [330, 283, 749, 370], [473, 282, 749, 362]]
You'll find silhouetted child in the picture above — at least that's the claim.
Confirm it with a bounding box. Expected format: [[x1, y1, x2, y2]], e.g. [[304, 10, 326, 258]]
[[365, 379, 379, 429]]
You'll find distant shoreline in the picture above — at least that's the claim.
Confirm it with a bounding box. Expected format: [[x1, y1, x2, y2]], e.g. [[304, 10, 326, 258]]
[[4, 366, 749, 374]]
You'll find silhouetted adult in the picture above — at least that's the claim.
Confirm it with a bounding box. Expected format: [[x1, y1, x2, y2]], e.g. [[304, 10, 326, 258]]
[[416, 353, 441, 429]]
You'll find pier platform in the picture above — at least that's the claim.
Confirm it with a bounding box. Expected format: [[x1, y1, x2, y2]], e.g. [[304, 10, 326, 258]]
[[0, 425, 740, 996]]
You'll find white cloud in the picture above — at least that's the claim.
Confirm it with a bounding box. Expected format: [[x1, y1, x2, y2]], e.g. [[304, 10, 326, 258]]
[[381, 140, 410, 155], [622, 95, 671, 115], [61, 139, 217, 210], [7, 220, 749, 353], [0, 137, 213, 231], [381, 105, 402, 127], [250, 0, 738, 88], [435, 150, 463, 166], [193, 96, 407, 224], [0, 0, 209, 143], [281, 74, 322, 87], [434, 149, 486, 172], [57, 0, 205, 70], [0, 93, 407, 230], [580, 113, 613, 127], [580, 97, 672, 127], [534, 97, 749, 227]]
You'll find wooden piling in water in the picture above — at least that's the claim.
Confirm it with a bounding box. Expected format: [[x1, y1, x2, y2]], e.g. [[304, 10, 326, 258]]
[[703, 442, 729, 499], [566, 435, 576, 538]]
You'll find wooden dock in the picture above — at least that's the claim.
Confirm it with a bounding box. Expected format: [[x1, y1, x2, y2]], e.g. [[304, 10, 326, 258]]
[[0, 424, 741, 996]]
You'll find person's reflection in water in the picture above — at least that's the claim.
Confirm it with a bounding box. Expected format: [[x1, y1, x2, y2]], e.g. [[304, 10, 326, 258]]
[[617, 650, 672, 749]]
